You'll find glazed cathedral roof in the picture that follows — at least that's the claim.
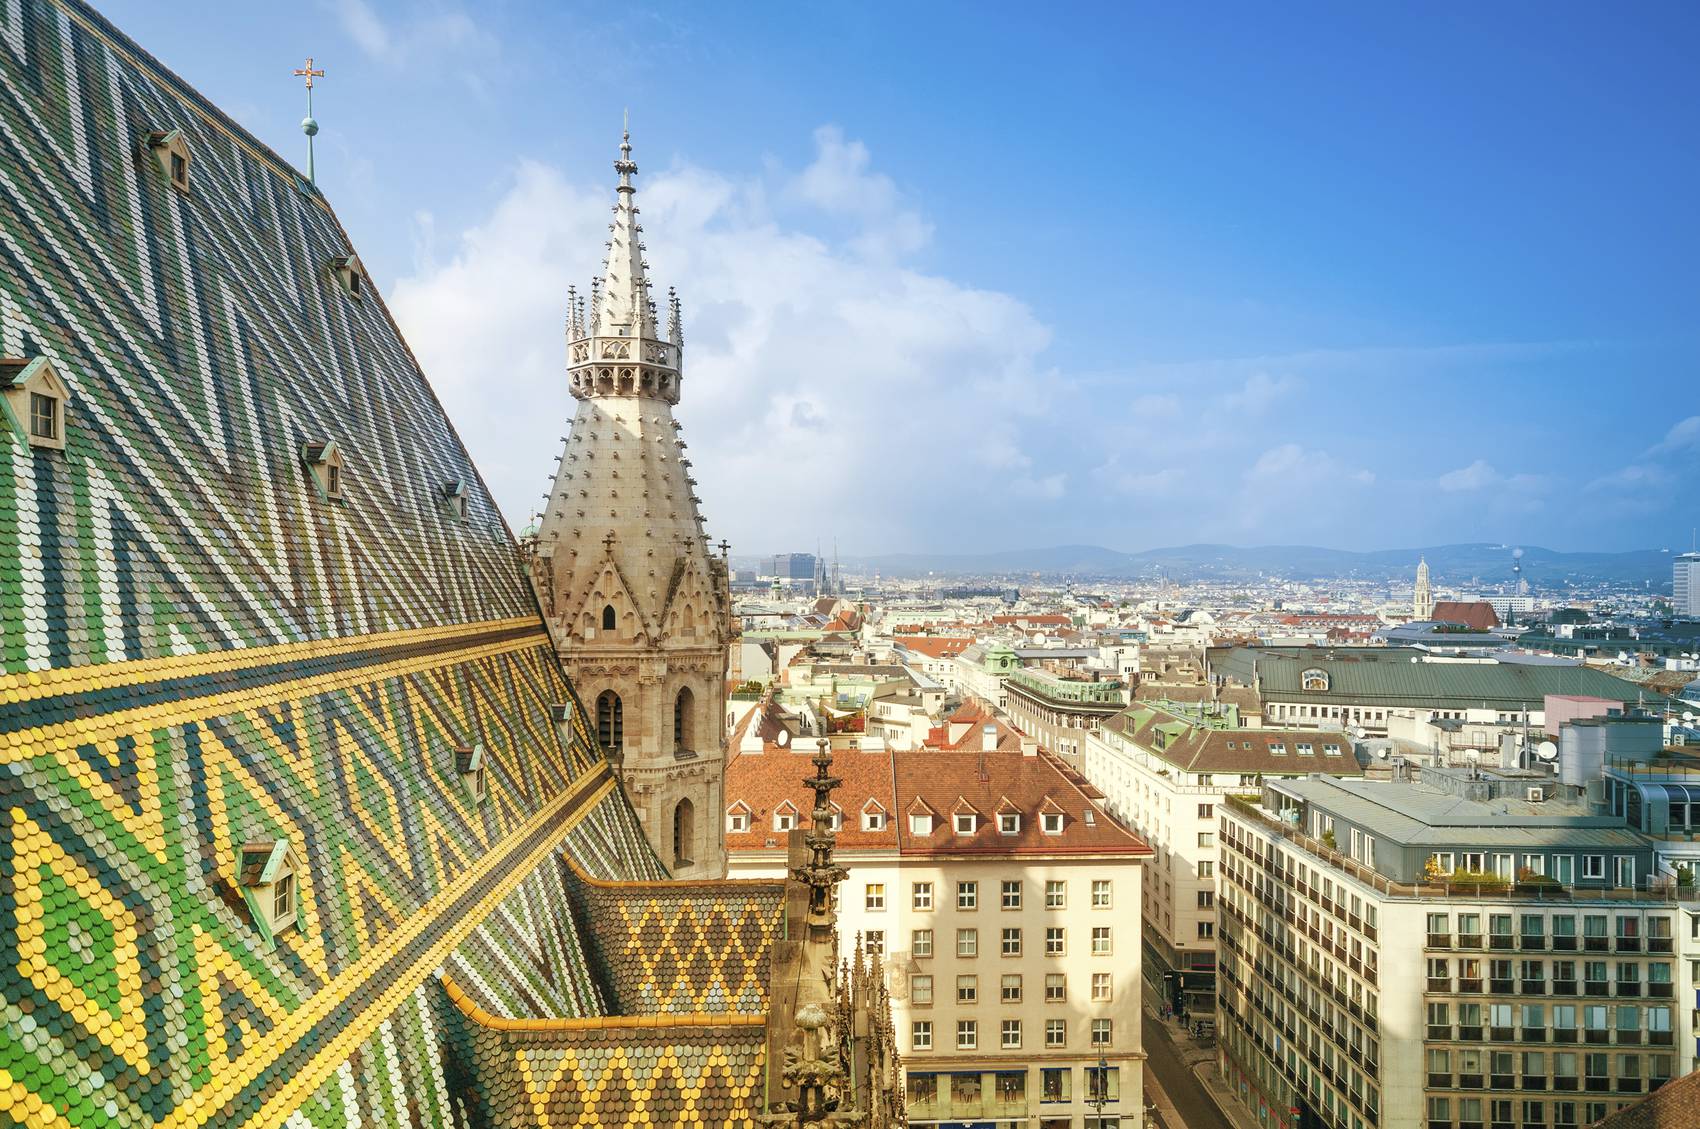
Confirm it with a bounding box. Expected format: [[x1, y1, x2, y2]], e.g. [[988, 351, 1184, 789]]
[[0, 3, 805, 1127]]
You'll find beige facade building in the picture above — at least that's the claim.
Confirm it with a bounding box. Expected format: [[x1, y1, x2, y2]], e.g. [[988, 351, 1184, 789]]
[[1217, 772, 1686, 1129], [1082, 702, 1357, 1012], [529, 131, 731, 877], [725, 702, 1152, 1127]]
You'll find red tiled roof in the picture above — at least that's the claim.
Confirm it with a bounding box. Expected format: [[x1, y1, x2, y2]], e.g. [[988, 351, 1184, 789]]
[[1431, 601, 1501, 630], [1587, 1070, 1700, 1129], [895, 637, 973, 660], [991, 614, 1071, 626]]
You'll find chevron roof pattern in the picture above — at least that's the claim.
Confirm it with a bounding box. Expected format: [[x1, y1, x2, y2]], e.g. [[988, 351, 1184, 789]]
[[0, 3, 784, 1127]]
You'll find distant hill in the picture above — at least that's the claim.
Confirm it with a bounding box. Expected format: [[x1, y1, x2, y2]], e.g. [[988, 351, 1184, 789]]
[[849, 542, 1674, 587]]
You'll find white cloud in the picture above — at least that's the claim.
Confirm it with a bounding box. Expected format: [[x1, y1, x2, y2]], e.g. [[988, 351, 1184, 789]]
[[787, 126, 932, 259], [1650, 415, 1700, 456], [331, 0, 495, 68], [1437, 460, 1544, 494], [389, 131, 1060, 552], [1220, 372, 1296, 414]]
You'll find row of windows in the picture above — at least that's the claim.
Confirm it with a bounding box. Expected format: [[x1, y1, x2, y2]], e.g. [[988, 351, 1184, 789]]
[[1424, 957, 1675, 995], [910, 1016, 1114, 1051], [903, 925, 1111, 958], [1424, 910, 1674, 947], [1424, 1048, 1676, 1083], [906, 1065, 1121, 1108], [869, 879, 1113, 911], [1427, 1096, 1658, 1128], [909, 810, 1070, 836], [909, 971, 1114, 1005], [1423, 1001, 1675, 1038], [1425, 851, 1648, 887]]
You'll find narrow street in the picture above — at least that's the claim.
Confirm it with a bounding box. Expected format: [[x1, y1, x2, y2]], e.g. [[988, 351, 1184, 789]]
[[1143, 1010, 1232, 1129]]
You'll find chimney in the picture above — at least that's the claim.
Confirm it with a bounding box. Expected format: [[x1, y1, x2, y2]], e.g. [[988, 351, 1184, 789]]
[[1020, 737, 1039, 757], [982, 724, 998, 753]]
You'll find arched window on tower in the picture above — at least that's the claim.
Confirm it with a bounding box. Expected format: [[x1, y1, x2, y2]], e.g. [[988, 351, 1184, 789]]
[[596, 690, 623, 752], [674, 686, 695, 751], [602, 604, 617, 632], [673, 798, 695, 869]]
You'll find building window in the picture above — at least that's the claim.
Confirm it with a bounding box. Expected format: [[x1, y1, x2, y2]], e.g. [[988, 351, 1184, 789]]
[[1091, 1018, 1112, 1047], [774, 805, 797, 832], [300, 441, 345, 501], [955, 812, 978, 834], [1582, 855, 1605, 880], [1197, 831, 1215, 849], [1197, 802, 1214, 819], [912, 882, 934, 910], [1197, 921, 1215, 939], [911, 1020, 932, 1051], [957, 881, 978, 910], [957, 928, 978, 958], [1046, 1019, 1067, 1048], [1046, 880, 1066, 909], [1092, 972, 1112, 1001], [726, 808, 749, 833], [1092, 926, 1112, 955], [862, 808, 887, 831], [999, 811, 1021, 834], [1092, 879, 1112, 908], [1001, 973, 1022, 1003], [1042, 1066, 1071, 1101], [1002, 927, 1022, 956], [1297, 743, 1314, 756], [910, 813, 933, 835], [865, 930, 885, 957], [29, 392, 58, 441], [1046, 927, 1065, 956], [671, 798, 694, 867], [1001, 1019, 1023, 1049], [956, 975, 978, 1004], [237, 839, 299, 941], [865, 883, 885, 911], [1198, 861, 1214, 879], [596, 690, 623, 751], [1042, 812, 1064, 834], [911, 974, 933, 1005], [1001, 880, 1022, 909], [956, 1020, 977, 1050], [602, 604, 617, 631], [1197, 890, 1215, 909], [673, 687, 695, 750], [913, 929, 933, 957]]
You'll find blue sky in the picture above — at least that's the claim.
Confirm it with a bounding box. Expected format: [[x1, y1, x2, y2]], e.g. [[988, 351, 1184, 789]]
[[105, 0, 1700, 555]]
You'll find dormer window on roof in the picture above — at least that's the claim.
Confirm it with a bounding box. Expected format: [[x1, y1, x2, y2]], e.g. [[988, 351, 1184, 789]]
[[454, 743, 487, 804], [144, 129, 191, 193], [774, 801, 798, 832], [330, 254, 367, 298], [441, 480, 468, 519], [1041, 812, 1064, 835], [237, 838, 299, 942], [998, 812, 1021, 835], [954, 812, 978, 835], [1, 357, 70, 451], [909, 812, 933, 836], [1301, 668, 1330, 692], [862, 799, 888, 831], [726, 803, 751, 833], [301, 440, 345, 501]]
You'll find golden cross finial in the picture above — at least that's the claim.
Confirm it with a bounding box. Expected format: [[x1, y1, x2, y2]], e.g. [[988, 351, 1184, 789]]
[[293, 57, 325, 90]]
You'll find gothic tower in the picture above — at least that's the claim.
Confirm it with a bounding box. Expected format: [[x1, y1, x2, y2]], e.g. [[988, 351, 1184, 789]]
[[530, 130, 732, 878], [1413, 556, 1434, 620]]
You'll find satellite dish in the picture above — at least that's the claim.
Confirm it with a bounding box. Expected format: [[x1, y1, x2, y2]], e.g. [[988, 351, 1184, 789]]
[[1349, 726, 1366, 740], [776, 730, 790, 747], [1375, 746, 1388, 759], [1536, 740, 1558, 761]]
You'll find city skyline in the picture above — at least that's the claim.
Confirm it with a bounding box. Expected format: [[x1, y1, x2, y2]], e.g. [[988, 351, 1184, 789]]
[[102, 0, 1700, 554]]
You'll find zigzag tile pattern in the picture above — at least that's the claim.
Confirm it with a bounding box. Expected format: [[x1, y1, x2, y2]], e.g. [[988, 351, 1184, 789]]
[[0, 3, 783, 1128]]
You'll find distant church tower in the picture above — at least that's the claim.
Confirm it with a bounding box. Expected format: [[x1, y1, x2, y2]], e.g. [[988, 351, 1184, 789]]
[[530, 129, 731, 878], [1413, 557, 1434, 620]]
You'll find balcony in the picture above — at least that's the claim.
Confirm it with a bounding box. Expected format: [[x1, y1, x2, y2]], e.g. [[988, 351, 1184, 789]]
[[1521, 980, 1546, 994], [1490, 978, 1515, 994], [1650, 1030, 1675, 1046], [1584, 937, 1609, 952], [1490, 935, 1514, 951], [1618, 1031, 1642, 1045], [1428, 1025, 1453, 1040], [1585, 1077, 1611, 1092], [1552, 1029, 1578, 1044], [1521, 1028, 1547, 1043], [1552, 980, 1578, 996], [1490, 1073, 1515, 1089], [1520, 935, 1546, 951], [1616, 982, 1641, 998], [1648, 982, 1674, 998], [1459, 1025, 1485, 1041], [1490, 1026, 1514, 1041], [1585, 1029, 1610, 1044], [1553, 1077, 1579, 1091], [1616, 937, 1641, 953], [1649, 936, 1673, 954], [1584, 982, 1610, 997], [1458, 1073, 1484, 1089], [1523, 1075, 1547, 1090], [1459, 978, 1484, 993], [1427, 1072, 1453, 1088], [1552, 936, 1578, 952], [1459, 934, 1484, 949]]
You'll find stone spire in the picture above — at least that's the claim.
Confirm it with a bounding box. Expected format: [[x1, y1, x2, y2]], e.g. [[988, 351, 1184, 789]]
[[565, 127, 682, 404], [595, 127, 656, 339], [1414, 556, 1434, 620]]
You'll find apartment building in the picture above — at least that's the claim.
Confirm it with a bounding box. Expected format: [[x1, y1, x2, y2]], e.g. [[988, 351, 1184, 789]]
[[1083, 701, 1358, 1014], [1217, 770, 1687, 1129], [725, 704, 1152, 1128], [1004, 667, 1127, 768]]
